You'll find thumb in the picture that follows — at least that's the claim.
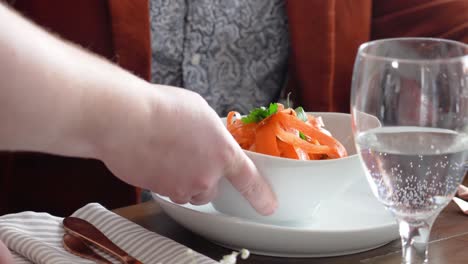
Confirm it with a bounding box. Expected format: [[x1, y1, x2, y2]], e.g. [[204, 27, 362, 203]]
[[224, 149, 277, 216]]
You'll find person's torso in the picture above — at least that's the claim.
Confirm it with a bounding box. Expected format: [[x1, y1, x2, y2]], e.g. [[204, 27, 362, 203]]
[[149, 0, 289, 116]]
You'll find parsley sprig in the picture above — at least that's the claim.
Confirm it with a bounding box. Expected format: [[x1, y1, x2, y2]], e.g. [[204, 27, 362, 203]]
[[294, 106, 308, 122], [299, 131, 307, 140], [241, 102, 308, 124], [241, 103, 278, 124], [241, 101, 310, 141], [286, 92, 308, 123]]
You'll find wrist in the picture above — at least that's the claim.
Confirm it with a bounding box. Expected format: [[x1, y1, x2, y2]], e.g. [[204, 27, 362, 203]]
[[80, 77, 156, 162]]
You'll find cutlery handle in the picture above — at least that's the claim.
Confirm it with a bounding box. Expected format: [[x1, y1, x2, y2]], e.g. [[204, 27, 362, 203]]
[[63, 233, 113, 264], [63, 217, 142, 264]]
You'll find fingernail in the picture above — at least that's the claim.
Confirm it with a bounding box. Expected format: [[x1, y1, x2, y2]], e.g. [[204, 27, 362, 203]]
[[261, 199, 278, 216]]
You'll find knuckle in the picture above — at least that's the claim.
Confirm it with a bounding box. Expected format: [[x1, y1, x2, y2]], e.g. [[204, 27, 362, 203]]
[[176, 188, 187, 197], [193, 177, 214, 192], [170, 197, 189, 204], [190, 92, 207, 104], [219, 142, 238, 171], [171, 187, 189, 201], [237, 177, 260, 197], [191, 187, 218, 205], [194, 92, 205, 101], [170, 192, 190, 204]]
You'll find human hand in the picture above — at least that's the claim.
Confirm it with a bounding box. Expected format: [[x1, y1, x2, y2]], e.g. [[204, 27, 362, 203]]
[[0, 240, 13, 264], [0, 3, 275, 216], [96, 85, 277, 216]]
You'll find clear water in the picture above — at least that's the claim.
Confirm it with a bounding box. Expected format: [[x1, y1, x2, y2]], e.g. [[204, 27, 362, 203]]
[[356, 127, 468, 219]]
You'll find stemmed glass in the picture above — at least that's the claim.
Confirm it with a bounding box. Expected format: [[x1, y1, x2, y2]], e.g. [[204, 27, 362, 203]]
[[351, 38, 468, 263]]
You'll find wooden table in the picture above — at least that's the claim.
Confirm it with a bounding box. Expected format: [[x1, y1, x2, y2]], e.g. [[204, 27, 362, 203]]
[[114, 201, 468, 263]]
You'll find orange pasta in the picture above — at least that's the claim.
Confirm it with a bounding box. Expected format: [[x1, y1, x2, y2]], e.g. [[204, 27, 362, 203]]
[[227, 103, 347, 160]]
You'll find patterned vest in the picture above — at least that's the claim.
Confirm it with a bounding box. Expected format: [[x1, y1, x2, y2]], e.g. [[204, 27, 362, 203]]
[[149, 0, 289, 116]]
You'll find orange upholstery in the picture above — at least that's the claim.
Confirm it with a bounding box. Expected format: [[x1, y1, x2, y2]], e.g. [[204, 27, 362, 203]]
[[0, 0, 466, 215], [286, 0, 372, 113], [286, 0, 467, 112], [372, 0, 468, 42]]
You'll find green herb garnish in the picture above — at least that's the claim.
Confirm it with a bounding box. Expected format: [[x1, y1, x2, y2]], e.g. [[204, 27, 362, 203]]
[[299, 131, 307, 141], [241, 103, 279, 124], [294, 106, 308, 122], [241, 101, 308, 125]]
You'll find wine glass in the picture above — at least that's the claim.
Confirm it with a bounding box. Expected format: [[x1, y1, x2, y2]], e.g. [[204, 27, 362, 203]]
[[351, 38, 468, 263]]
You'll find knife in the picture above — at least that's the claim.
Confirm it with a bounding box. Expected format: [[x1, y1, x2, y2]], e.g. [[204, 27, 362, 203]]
[[63, 217, 143, 264]]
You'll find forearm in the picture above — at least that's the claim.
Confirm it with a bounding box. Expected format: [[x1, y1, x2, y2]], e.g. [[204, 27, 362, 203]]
[[0, 4, 153, 158], [0, 5, 277, 217]]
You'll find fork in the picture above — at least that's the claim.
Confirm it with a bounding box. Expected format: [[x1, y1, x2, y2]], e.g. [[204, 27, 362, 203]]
[[63, 233, 112, 264], [63, 217, 143, 264]]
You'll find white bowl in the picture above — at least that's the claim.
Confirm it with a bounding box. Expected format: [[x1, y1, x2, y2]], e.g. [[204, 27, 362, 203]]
[[212, 112, 367, 224]]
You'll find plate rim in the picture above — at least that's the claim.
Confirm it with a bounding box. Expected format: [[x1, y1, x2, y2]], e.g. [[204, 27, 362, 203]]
[[152, 193, 398, 234], [152, 193, 399, 257]]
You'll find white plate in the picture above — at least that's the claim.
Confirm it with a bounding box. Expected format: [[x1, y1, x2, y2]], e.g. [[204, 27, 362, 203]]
[[152, 177, 399, 257]]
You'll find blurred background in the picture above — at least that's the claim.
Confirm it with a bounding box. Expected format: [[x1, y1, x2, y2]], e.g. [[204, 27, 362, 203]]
[[1, 0, 467, 216]]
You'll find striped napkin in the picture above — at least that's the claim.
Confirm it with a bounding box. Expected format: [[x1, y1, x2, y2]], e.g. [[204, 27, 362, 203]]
[[0, 203, 217, 264], [453, 185, 468, 214]]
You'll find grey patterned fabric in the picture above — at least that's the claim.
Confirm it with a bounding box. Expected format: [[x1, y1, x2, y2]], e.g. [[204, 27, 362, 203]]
[[149, 0, 289, 116]]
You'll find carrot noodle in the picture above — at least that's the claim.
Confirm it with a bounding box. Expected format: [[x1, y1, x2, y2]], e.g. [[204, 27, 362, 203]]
[[227, 106, 347, 160]]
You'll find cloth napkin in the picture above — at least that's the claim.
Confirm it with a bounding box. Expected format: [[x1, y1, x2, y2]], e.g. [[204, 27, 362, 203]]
[[0, 203, 218, 264], [454, 185, 468, 214], [457, 185, 468, 200]]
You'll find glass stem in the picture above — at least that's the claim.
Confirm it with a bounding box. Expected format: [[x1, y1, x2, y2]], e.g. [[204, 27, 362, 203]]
[[398, 217, 435, 264]]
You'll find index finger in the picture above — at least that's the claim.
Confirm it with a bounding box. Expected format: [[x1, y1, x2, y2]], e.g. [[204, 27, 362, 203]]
[[224, 150, 277, 216]]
